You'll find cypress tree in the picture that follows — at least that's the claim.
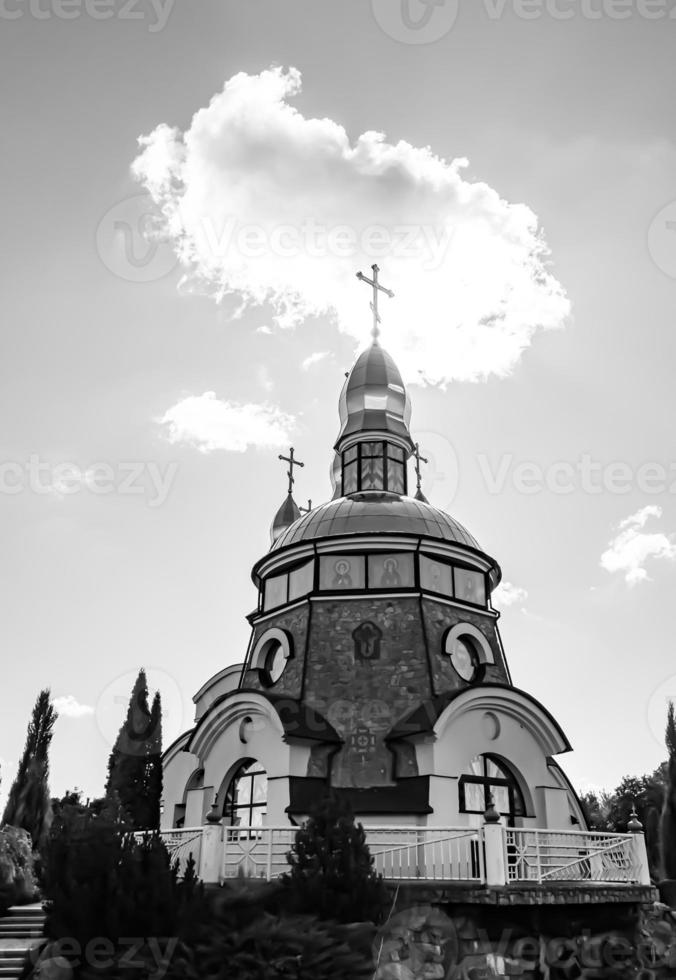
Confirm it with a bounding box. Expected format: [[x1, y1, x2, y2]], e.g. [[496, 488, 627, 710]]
[[660, 701, 676, 879], [2, 689, 58, 850], [105, 669, 163, 830]]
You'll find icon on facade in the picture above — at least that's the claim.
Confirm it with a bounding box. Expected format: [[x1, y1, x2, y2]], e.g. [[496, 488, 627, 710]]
[[380, 557, 401, 587], [332, 558, 353, 588], [353, 621, 382, 661]]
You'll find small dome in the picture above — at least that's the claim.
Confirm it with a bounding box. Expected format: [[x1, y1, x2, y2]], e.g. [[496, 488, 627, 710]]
[[336, 343, 414, 451], [270, 494, 301, 544], [271, 492, 483, 554]]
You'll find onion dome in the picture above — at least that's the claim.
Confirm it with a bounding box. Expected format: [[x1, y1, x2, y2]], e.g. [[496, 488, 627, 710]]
[[335, 342, 415, 455], [270, 494, 301, 545]]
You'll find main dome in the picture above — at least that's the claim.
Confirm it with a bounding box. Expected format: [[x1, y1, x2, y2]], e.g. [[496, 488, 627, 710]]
[[270, 492, 483, 553]]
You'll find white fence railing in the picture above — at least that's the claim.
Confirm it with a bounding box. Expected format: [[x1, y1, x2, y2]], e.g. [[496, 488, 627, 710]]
[[222, 826, 297, 880], [366, 827, 483, 882], [219, 825, 482, 882], [505, 829, 640, 884], [152, 824, 648, 887], [134, 827, 203, 876]]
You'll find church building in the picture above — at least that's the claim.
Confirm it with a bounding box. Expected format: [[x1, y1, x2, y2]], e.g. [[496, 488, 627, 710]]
[[161, 267, 587, 838]]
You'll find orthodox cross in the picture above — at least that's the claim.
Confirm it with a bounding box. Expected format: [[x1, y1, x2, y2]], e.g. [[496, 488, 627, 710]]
[[278, 447, 304, 495], [413, 443, 428, 496], [356, 263, 394, 342], [299, 499, 312, 514]]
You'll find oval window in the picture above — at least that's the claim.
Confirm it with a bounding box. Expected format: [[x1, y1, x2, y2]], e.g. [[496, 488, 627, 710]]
[[264, 641, 288, 685], [449, 636, 479, 682]]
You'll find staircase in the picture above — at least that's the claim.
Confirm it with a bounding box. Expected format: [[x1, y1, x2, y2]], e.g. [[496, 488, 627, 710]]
[[0, 905, 45, 980]]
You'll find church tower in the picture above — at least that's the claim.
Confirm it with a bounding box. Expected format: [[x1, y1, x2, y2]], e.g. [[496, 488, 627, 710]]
[[162, 268, 585, 833]]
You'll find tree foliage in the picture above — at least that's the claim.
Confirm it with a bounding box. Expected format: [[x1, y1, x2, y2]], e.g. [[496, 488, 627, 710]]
[[661, 701, 676, 879], [0, 826, 39, 913], [2, 689, 57, 851], [41, 804, 206, 976], [166, 879, 374, 980], [282, 793, 389, 925], [105, 669, 163, 830]]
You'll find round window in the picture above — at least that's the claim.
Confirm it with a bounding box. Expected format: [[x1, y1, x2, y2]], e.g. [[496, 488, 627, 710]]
[[252, 628, 293, 687], [450, 636, 478, 682], [264, 641, 287, 685]]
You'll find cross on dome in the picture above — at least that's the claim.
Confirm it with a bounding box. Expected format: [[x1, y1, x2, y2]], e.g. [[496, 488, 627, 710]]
[[413, 442, 429, 503], [278, 447, 304, 495], [356, 263, 394, 343]]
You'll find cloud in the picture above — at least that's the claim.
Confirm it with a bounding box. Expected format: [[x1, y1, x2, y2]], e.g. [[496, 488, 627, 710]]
[[53, 695, 94, 719], [131, 66, 570, 386], [301, 351, 330, 371], [600, 506, 676, 586], [492, 581, 528, 609], [159, 392, 295, 453]]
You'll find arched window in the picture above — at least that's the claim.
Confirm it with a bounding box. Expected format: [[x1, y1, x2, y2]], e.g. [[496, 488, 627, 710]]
[[223, 759, 268, 828], [459, 754, 525, 825]]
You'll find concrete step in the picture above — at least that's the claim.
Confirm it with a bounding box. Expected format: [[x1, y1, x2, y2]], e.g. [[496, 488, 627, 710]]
[[0, 962, 26, 980]]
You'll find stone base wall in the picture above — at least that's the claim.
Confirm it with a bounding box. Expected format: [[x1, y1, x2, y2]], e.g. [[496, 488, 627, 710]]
[[373, 899, 676, 979]]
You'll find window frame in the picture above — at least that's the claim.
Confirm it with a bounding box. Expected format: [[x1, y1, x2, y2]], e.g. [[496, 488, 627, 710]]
[[223, 759, 268, 829], [458, 755, 526, 825], [341, 440, 408, 495]]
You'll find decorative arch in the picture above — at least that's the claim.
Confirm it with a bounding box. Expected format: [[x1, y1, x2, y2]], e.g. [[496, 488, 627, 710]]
[[187, 691, 285, 760], [433, 686, 571, 759]]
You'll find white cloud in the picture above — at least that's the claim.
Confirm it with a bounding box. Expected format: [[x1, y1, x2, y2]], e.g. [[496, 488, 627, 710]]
[[301, 351, 330, 371], [492, 581, 528, 609], [131, 66, 570, 386], [159, 392, 295, 453], [600, 506, 676, 586], [53, 695, 94, 719]]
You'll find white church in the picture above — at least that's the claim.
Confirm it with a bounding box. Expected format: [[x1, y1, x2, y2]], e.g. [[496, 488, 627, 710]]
[[159, 267, 649, 891], [161, 267, 588, 836]]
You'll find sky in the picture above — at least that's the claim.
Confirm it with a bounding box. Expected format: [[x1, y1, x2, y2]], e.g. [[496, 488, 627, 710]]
[[1, 0, 676, 809]]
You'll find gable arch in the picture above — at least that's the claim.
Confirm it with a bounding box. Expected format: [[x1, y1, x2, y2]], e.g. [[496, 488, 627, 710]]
[[433, 686, 571, 758], [188, 691, 285, 762]]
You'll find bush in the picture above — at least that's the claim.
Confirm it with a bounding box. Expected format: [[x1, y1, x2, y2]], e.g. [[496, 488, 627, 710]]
[[282, 794, 390, 925], [40, 806, 207, 977], [165, 881, 374, 980], [0, 825, 39, 913]]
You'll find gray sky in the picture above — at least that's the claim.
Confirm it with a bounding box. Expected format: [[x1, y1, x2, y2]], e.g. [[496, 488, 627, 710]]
[[1, 0, 676, 806]]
